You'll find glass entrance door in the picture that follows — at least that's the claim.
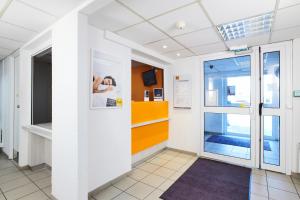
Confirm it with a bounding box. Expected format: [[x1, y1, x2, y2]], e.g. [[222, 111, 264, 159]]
[[201, 42, 290, 173], [260, 43, 289, 173], [201, 52, 256, 167]]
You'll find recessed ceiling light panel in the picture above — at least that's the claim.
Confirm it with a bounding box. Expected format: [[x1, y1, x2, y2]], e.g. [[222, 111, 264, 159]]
[[217, 12, 273, 41]]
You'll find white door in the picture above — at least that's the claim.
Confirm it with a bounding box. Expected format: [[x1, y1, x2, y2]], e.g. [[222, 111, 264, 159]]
[[259, 42, 291, 173], [200, 42, 291, 173], [200, 49, 258, 168], [13, 55, 20, 161]]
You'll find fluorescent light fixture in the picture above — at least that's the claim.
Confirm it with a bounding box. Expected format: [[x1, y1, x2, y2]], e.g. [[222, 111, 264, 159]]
[[217, 12, 273, 41]]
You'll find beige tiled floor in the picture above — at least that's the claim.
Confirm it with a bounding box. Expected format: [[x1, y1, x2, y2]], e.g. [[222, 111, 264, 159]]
[[0, 154, 54, 200], [1, 150, 300, 200], [91, 149, 300, 200]]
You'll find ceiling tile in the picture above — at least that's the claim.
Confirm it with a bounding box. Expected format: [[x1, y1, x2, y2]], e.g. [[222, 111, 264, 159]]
[[117, 22, 168, 44], [201, 0, 276, 24], [150, 3, 211, 36], [271, 26, 300, 42], [163, 49, 194, 59], [274, 4, 300, 30], [190, 42, 227, 55], [88, 1, 143, 32], [279, 0, 300, 8], [144, 38, 184, 54], [0, 47, 12, 57], [0, 21, 36, 42], [18, 0, 86, 17], [225, 33, 270, 48], [117, 0, 195, 19], [174, 28, 221, 47], [2, 1, 56, 32], [0, 37, 23, 50]]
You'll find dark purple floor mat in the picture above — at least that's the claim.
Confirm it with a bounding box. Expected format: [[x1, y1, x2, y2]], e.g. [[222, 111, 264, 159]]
[[160, 158, 251, 200]]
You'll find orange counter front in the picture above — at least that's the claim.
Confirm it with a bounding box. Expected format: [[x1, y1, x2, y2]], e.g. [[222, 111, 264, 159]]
[[131, 101, 169, 155]]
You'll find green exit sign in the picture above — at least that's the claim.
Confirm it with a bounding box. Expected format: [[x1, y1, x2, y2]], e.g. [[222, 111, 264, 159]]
[[294, 90, 300, 97]]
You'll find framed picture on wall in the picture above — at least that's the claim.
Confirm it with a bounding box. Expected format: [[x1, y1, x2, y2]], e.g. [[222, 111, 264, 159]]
[[90, 49, 123, 109]]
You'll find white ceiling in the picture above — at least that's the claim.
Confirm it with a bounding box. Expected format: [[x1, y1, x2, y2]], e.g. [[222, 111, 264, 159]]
[[0, 0, 87, 59], [89, 0, 300, 60], [1, 0, 300, 61]]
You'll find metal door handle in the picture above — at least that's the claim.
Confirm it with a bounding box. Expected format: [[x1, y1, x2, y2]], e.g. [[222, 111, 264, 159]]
[[259, 103, 263, 116]]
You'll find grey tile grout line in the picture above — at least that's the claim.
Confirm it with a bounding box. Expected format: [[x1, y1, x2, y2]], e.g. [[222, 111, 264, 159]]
[[290, 176, 300, 198], [0, 187, 8, 200], [93, 152, 193, 200], [264, 170, 271, 200], [9, 160, 53, 200]]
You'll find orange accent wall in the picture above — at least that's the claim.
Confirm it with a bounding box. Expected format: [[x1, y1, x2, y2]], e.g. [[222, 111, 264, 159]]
[[131, 101, 169, 155], [131, 60, 163, 101], [132, 121, 168, 155], [131, 101, 168, 125]]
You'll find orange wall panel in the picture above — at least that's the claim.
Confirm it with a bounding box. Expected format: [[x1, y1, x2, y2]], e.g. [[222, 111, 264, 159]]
[[132, 121, 168, 155], [131, 101, 168, 125]]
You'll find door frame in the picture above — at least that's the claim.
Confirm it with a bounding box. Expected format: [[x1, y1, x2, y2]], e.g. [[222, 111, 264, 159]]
[[259, 42, 293, 174], [199, 41, 293, 174], [199, 47, 259, 169]]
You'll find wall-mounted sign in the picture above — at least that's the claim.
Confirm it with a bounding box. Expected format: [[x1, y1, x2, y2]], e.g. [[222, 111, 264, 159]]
[[90, 49, 123, 109], [173, 75, 192, 109]]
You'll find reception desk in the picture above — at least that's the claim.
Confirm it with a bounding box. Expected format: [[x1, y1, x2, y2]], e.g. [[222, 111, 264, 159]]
[[131, 101, 168, 155]]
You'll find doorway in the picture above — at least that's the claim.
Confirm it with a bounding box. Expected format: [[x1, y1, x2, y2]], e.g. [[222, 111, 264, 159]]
[[200, 42, 291, 174]]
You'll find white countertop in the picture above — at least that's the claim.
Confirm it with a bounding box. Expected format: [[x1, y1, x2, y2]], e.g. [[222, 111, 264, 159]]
[[22, 123, 52, 140]]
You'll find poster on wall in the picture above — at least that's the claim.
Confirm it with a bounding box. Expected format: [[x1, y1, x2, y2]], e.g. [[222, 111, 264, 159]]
[[173, 74, 192, 109], [91, 49, 123, 109]]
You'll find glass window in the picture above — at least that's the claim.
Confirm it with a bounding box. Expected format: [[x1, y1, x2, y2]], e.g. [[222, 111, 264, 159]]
[[263, 51, 280, 108], [204, 113, 251, 160], [263, 116, 280, 166], [204, 56, 251, 107]]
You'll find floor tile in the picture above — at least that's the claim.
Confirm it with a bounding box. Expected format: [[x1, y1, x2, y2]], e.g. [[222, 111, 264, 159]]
[[0, 171, 24, 184], [0, 193, 5, 200], [0, 160, 14, 170], [171, 156, 190, 164], [268, 178, 297, 193], [0, 166, 18, 177], [144, 189, 164, 200], [148, 158, 168, 166], [252, 169, 266, 177], [168, 171, 184, 181], [250, 182, 268, 197], [113, 177, 137, 191], [42, 186, 55, 199], [126, 182, 155, 199], [93, 186, 122, 200], [0, 176, 31, 192], [251, 174, 267, 186], [162, 150, 180, 157], [129, 169, 150, 181], [266, 171, 292, 183], [268, 187, 300, 200], [27, 169, 51, 181], [156, 154, 174, 161], [18, 190, 49, 200], [4, 183, 39, 200], [158, 179, 174, 191], [34, 176, 52, 189], [163, 161, 184, 171], [153, 167, 175, 178], [113, 192, 138, 200], [140, 174, 166, 188], [138, 163, 160, 173], [250, 194, 268, 200]]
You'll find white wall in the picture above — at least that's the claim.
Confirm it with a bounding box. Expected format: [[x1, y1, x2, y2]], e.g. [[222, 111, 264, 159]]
[[0, 57, 14, 158], [88, 25, 131, 191], [52, 12, 88, 200], [168, 57, 201, 154], [292, 38, 300, 172]]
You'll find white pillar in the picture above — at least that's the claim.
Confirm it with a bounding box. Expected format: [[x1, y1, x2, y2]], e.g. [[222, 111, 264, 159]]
[[52, 12, 88, 200]]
